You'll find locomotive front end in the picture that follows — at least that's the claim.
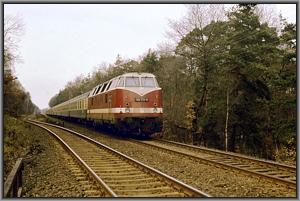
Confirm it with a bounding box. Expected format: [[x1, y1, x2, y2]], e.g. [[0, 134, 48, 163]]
[[114, 73, 163, 136]]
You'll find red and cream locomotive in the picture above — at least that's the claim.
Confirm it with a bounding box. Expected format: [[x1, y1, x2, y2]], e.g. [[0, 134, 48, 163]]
[[46, 72, 163, 137]]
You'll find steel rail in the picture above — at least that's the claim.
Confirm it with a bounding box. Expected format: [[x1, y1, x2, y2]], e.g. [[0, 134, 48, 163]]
[[157, 139, 296, 171], [130, 139, 296, 189], [28, 120, 210, 197], [27, 121, 117, 197]]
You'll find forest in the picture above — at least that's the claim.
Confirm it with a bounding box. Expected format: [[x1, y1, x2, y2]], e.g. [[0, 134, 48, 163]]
[[4, 14, 39, 117], [4, 4, 296, 163], [4, 14, 40, 178]]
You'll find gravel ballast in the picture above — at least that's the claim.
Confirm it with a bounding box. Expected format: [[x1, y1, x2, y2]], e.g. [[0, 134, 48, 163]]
[[50, 120, 296, 197], [25, 117, 296, 197], [22, 125, 90, 197]]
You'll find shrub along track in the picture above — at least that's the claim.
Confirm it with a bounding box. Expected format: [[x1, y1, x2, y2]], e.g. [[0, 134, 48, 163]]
[[129, 139, 296, 189], [27, 120, 209, 197]]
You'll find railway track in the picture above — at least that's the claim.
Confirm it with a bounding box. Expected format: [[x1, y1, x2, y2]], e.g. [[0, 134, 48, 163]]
[[130, 139, 296, 189], [27, 120, 210, 197]]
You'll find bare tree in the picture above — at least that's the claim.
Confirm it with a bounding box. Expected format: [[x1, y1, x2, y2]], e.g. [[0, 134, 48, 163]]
[[166, 4, 227, 44], [156, 41, 176, 57], [255, 4, 282, 31], [165, 4, 229, 146], [4, 14, 24, 71]]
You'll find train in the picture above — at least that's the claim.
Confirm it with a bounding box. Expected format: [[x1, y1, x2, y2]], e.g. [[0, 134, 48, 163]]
[[46, 72, 163, 137]]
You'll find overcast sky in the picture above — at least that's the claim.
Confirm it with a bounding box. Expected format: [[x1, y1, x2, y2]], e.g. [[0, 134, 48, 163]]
[[4, 4, 296, 109]]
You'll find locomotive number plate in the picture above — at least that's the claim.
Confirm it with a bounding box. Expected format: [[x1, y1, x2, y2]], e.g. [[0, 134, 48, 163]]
[[135, 98, 149, 102]]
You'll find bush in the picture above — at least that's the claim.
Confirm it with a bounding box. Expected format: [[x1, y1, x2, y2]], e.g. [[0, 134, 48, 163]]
[[3, 115, 40, 181], [274, 146, 296, 165]]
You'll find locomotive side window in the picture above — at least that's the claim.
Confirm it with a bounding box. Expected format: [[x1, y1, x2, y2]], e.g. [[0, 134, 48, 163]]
[[141, 77, 156, 87], [92, 87, 97, 95], [125, 77, 140, 87], [117, 77, 124, 87], [154, 78, 160, 87], [106, 81, 112, 91], [101, 82, 108, 93], [95, 84, 102, 94]]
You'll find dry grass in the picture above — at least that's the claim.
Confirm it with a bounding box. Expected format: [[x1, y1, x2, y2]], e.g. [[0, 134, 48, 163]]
[[3, 115, 41, 181]]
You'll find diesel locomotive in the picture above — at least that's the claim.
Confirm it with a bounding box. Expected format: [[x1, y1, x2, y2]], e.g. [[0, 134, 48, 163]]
[[46, 72, 163, 137]]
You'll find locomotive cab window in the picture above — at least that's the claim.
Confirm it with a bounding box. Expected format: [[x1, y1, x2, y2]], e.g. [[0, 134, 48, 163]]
[[125, 77, 140, 87], [117, 77, 124, 87], [111, 78, 118, 88], [141, 77, 156, 87]]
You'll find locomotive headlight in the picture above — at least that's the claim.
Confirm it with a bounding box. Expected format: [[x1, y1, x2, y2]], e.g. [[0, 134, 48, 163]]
[[154, 102, 157, 107]]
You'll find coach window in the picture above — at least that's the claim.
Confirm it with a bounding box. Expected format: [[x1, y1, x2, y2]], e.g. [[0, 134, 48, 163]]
[[141, 77, 156, 87], [125, 77, 140, 87], [117, 77, 124, 87]]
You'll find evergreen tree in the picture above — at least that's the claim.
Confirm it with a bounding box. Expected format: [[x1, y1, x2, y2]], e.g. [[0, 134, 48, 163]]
[[175, 20, 229, 145], [266, 21, 296, 160], [225, 4, 280, 154], [141, 49, 160, 74]]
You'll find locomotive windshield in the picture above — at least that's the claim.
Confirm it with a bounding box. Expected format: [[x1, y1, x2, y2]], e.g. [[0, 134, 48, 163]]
[[125, 77, 140, 87], [122, 75, 159, 88], [141, 77, 155, 87]]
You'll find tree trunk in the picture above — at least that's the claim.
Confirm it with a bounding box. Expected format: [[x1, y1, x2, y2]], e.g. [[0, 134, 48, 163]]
[[230, 124, 237, 152], [225, 88, 229, 152]]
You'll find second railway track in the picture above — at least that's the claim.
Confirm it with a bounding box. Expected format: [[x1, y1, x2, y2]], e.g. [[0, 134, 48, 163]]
[[130, 138, 296, 189], [27, 120, 210, 197]]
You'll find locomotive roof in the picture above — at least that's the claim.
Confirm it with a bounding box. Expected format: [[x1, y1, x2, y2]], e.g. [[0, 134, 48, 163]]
[[50, 72, 158, 108], [120, 72, 156, 77]]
